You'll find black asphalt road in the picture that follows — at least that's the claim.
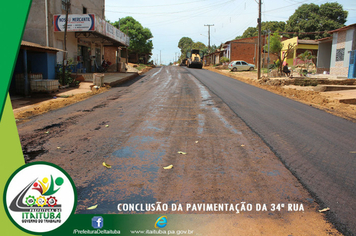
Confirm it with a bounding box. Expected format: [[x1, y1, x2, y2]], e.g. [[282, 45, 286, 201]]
[[188, 68, 356, 235]]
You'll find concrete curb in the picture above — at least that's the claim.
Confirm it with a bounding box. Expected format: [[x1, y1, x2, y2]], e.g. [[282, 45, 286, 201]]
[[105, 72, 140, 87]]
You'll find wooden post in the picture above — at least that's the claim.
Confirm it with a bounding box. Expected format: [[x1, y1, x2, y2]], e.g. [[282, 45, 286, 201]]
[[61, 0, 70, 85]]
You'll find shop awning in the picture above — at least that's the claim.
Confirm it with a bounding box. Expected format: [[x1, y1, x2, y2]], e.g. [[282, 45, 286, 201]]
[[21, 40, 64, 52], [53, 14, 130, 47]]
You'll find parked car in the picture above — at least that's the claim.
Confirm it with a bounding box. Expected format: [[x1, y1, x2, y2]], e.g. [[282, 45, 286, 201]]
[[228, 60, 255, 71]]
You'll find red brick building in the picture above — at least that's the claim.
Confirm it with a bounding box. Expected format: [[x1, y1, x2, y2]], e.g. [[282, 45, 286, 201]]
[[225, 36, 287, 66]]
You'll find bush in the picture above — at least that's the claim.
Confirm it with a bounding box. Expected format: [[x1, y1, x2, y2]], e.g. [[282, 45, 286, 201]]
[[220, 57, 230, 64], [268, 64, 276, 69], [55, 58, 76, 85]]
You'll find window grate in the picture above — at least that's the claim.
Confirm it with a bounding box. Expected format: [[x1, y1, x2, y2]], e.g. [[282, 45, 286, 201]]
[[336, 48, 345, 62]]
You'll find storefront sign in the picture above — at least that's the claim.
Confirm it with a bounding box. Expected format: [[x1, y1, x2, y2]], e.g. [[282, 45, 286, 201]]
[[95, 15, 105, 34], [54, 14, 95, 32], [105, 22, 130, 46], [54, 14, 130, 46], [105, 22, 115, 39]]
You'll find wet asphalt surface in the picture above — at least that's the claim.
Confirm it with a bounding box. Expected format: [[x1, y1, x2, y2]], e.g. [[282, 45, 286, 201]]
[[188, 68, 356, 235], [17, 66, 347, 235]]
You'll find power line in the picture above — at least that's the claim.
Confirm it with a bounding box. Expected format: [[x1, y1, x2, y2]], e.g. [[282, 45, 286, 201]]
[[106, 0, 235, 16], [279, 31, 326, 34], [106, 0, 209, 9], [263, 0, 312, 13]]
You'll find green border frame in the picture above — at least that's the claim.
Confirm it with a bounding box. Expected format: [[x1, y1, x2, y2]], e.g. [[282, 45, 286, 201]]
[[0, 0, 32, 121], [3, 161, 77, 235]]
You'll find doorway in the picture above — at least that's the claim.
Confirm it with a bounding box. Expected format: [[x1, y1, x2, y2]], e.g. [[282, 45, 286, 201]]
[[80, 46, 91, 73]]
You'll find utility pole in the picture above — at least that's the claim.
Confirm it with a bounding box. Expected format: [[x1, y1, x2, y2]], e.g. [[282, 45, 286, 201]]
[[160, 50, 161, 65], [126, 26, 128, 72], [267, 30, 271, 78], [257, 0, 262, 80], [204, 24, 214, 53], [62, 0, 70, 85]]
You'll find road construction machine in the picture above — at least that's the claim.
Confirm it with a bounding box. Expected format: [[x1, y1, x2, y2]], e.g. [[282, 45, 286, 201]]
[[186, 49, 203, 69]]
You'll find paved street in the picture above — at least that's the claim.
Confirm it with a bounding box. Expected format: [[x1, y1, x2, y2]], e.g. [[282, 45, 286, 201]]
[[189, 68, 356, 235], [17, 66, 348, 235]]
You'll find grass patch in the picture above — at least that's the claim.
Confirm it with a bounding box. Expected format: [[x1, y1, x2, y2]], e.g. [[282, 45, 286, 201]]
[[59, 95, 72, 98], [136, 64, 147, 71]]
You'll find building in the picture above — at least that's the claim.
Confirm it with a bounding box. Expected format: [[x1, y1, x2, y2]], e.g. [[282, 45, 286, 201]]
[[222, 36, 281, 67], [316, 37, 332, 74], [329, 24, 356, 78], [205, 46, 226, 66], [12, 0, 130, 95], [10, 41, 62, 95], [281, 37, 318, 66], [316, 24, 356, 78], [22, 0, 129, 73]]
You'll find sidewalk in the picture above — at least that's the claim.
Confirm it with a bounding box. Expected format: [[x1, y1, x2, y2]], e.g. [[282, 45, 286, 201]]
[[55, 72, 139, 96], [11, 72, 139, 120]]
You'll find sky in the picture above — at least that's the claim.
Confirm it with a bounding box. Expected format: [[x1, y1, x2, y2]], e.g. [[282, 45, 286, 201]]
[[105, 0, 356, 65]]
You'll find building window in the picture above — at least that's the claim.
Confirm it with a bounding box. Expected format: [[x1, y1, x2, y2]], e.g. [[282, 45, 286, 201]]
[[336, 48, 345, 62], [62, 0, 70, 11], [83, 7, 87, 14]]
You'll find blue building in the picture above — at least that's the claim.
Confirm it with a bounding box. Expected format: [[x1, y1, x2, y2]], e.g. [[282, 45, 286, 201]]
[[10, 41, 62, 96]]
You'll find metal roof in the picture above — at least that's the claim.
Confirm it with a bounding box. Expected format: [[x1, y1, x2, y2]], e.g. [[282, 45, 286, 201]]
[[317, 37, 332, 42], [21, 41, 64, 52], [329, 23, 356, 34]]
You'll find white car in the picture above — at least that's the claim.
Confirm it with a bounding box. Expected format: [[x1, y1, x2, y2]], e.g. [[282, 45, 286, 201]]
[[228, 60, 255, 71]]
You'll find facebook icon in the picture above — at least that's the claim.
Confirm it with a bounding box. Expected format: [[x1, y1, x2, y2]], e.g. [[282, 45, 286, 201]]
[[92, 216, 104, 229]]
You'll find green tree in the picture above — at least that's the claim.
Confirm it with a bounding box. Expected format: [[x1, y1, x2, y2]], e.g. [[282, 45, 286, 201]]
[[193, 41, 208, 55], [265, 32, 296, 74], [286, 2, 348, 39], [210, 44, 218, 52], [262, 21, 286, 34], [112, 16, 153, 60], [238, 21, 286, 39], [193, 41, 206, 50], [178, 37, 194, 59], [241, 27, 257, 38]]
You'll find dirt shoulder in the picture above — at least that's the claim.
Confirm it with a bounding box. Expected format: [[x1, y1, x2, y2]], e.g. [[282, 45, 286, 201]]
[[12, 67, 154, 123], [13, 87, 110, 124], [205, 67, 356, 122]]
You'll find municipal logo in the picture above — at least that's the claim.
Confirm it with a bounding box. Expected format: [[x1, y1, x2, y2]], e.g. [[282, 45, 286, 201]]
[[92, 216, 104, 229], [154, 216, 167, 228], [3, 162, 77, 234]]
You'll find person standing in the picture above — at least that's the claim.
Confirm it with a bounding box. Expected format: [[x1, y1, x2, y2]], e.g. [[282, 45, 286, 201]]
[[283, 63, 291, 77]]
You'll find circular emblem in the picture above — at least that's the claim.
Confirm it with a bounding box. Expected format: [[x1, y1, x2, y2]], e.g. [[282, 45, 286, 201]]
[[3, 162, 77, 234]]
